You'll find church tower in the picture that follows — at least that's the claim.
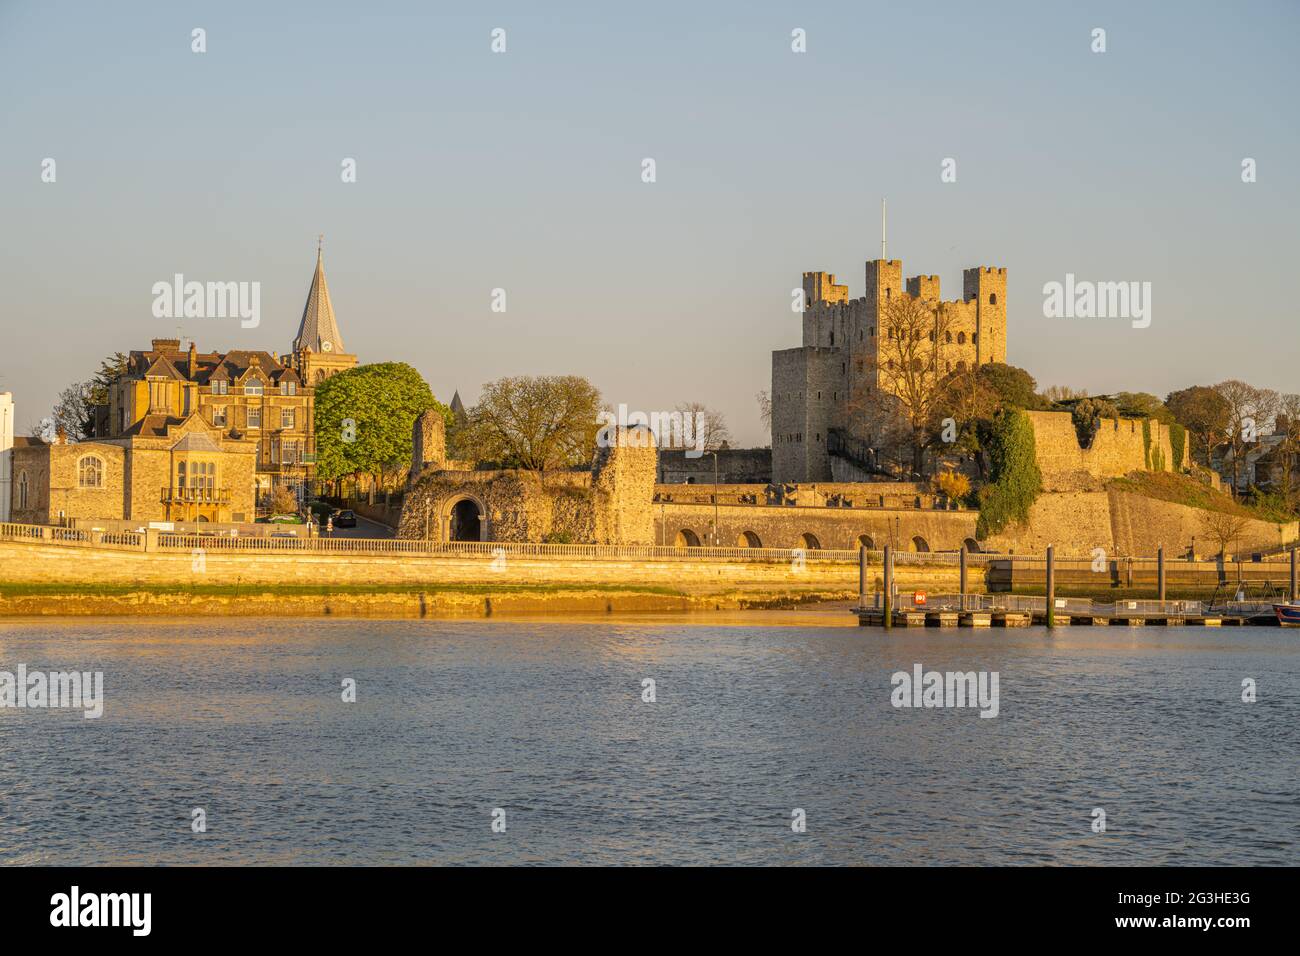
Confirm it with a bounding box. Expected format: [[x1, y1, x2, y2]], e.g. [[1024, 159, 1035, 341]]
[[290, 239, 357, 385]]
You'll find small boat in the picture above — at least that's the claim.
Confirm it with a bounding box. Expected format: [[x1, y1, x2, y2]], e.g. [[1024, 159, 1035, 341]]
[[1272, 603, 1300, 627]]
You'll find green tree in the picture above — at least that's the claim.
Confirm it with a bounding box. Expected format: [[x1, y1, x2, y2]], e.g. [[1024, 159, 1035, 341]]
[[457, 375, 603, 470], [1070, 397, 1119, 447], [976, 408, 1043, 538], [1114, 391, 1174, 425], [314, 363, 448, 490], [1165, 385, 1230, 466], [45, 351, 129, 440]]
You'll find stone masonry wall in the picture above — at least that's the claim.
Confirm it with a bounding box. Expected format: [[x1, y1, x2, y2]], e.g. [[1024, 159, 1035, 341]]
[[1026, 411, 1186, 490]]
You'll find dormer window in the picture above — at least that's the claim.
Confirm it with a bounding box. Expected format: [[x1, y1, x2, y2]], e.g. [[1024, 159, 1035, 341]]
[[281, 381, 296, 396], [212, 380, 228, 395], [245, 379, 263, 396]]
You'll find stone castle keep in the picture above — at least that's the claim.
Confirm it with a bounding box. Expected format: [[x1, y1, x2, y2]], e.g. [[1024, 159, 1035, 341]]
[[772, 259, 1007, 483]]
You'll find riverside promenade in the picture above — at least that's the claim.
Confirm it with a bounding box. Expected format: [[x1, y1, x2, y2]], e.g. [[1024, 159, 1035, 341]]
[[2, 521, 1297, 620]]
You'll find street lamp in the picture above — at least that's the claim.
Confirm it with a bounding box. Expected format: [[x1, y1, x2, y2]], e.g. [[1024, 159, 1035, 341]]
[[712, 450, 720, 546]]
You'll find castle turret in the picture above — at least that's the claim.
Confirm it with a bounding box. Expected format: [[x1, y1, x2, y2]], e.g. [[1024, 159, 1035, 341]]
[[962, 266, 1007, 364], [864, 259, 903, 320]]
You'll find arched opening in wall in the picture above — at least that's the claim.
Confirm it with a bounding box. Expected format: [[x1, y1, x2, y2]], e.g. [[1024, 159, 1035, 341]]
[[857, 534, 875, 550], [963, 538, 981, 553], [801, 532, 822, 550], [449, 498, 483, 542], [737, 531, 762, 548], [957, 332, 966, 344], [910, 535, 930, 553], [196, 515, 209, 523], [989, 293, 997, 305], [675, 529, 701, 548]]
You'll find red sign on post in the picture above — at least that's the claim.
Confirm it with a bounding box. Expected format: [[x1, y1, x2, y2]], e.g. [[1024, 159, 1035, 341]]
[[913, 590, 927, 606]]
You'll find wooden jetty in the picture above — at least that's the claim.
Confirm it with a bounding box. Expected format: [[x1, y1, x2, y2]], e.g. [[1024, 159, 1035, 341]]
[[851, 544, 1286, 628]]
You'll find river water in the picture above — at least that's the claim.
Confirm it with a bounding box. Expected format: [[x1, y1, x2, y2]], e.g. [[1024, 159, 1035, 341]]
[[0, 616, 1295, 865]]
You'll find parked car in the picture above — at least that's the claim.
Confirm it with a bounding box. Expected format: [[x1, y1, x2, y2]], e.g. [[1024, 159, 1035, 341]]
[[332, 510, 357, 528]]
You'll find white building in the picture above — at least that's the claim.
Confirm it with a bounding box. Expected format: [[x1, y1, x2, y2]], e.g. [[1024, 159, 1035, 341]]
[[0, 392, 13, 522]]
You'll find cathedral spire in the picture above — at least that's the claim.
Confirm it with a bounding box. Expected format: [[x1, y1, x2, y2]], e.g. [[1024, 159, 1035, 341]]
[[293, 239, 345, 356]]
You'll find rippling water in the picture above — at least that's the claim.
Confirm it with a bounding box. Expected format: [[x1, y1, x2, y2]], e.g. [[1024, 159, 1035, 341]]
[[0, 616, 1296, 865]]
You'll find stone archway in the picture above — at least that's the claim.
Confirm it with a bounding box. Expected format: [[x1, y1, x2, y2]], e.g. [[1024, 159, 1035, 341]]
[[963, 538, 981, 553], [445, 494, 486, 542], [801, 532, 822, 550], [675, 529, 701, 548], [857, 534, 875, 550], [910, 535, 930, 553], [737, 530, 762, 548]]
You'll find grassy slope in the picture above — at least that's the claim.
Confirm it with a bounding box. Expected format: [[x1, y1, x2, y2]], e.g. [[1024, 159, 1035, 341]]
[[1108, 471, 1289, 522]]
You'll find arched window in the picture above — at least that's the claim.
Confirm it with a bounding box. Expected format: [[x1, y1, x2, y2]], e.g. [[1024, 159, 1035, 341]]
[[244, 379, 263, 396], [945, 331, 953, 343], [77, 456, 103, 488], [957, 331, 966, 344], [989, 293, 997, 305], [928, 330, 935, 342], [18, 471, 28, 509]]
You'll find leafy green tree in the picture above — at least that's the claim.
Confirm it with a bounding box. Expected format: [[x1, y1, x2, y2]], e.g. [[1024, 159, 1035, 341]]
[[976, 408, 1043, 538], [1071, 397, 1119, 447], [1114, 391, 1174, 425], [46, 351, 129, 440], [1166, 385, 1230, 466], [457, 375, 603, 470], [314, 363, 448, 490]]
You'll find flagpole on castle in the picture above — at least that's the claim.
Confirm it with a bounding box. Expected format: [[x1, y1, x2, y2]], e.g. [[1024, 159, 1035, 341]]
[[881, 198, 887, 260]]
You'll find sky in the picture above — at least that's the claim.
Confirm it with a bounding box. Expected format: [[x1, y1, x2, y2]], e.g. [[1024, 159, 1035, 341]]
[[1, 0, 1297, 444]]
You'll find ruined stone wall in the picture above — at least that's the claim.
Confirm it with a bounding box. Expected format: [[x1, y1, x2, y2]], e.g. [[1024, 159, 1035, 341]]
[[590, 428, 657, 545], [398, 430, 657, 545], [1026, 411, 1186, 490], [657, 448, 771, 484]]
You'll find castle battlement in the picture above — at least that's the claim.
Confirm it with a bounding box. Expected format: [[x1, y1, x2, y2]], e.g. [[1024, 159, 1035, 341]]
[[775, 254, 1008, 483]]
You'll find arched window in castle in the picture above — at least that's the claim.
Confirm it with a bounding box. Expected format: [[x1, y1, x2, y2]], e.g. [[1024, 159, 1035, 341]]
[[18, 471, 28, 509], [77, 456, 103, 489], [928, 331, 935, 342], [957, 332, 966, 344], [945, 331, 953, 343], [972, 332, 978, 344], [989, 293, 997, 304]]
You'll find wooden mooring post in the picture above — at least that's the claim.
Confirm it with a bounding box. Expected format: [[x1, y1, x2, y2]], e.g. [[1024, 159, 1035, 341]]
[[1291, 547, 1298, 602], [1158, 545, 1166, 603], [959, 545, 968, 597], [882, 544, 893, 630], [859, 545, 868, 608], [1045, 543, 1055, 628]]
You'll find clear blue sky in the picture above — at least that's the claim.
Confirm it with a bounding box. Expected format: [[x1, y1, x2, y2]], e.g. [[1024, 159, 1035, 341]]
[[2, 0, 1297, 443]]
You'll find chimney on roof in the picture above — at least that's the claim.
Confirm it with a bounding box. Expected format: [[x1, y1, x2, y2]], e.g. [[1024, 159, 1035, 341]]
[[188, 342, 197, 380], [151, 338, 180, 352]]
